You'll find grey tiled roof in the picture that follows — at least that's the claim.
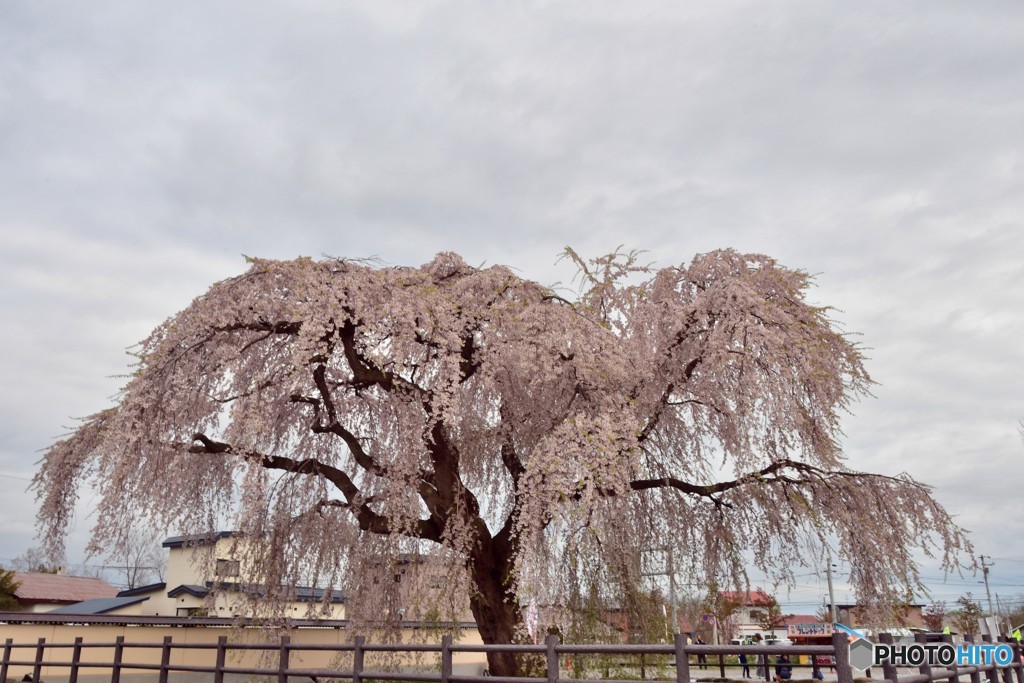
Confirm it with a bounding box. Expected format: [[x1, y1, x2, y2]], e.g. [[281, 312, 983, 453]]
[[162, 531, 236, 548], [167, 584, 211, 598], [117, 582, 166, 597], [48, 596, 149, 615]]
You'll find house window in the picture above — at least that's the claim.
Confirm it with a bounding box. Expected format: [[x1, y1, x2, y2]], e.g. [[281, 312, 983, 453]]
[[216, 559, 240, 577], [176, 607, 208, 617]]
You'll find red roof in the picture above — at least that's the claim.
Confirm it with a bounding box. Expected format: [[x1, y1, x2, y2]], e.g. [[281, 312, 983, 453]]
[[719, 590, 774, 606], [12, 572, 118, 605]]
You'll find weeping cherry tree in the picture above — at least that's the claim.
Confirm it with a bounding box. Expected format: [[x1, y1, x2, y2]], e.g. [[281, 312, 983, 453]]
[[36, 249, 971, 675]]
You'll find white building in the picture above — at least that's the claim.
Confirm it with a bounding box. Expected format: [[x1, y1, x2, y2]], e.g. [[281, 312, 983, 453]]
[[51, 532, 346, 619]]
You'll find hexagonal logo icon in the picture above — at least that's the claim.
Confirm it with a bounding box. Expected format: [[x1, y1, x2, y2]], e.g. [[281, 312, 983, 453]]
[[849, 638, 875, 671]]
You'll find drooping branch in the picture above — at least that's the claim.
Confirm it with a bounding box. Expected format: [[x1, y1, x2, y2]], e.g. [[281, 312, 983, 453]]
[[338, 319, 427, 396], [628, 458, 920, 499], [213, 320, 304, 335], [637, 356, 703, 442], [188, 433, 440, 541], [302, 365, 391, 478], [425, 420, 487, 536], [638, 382, 675, 442]]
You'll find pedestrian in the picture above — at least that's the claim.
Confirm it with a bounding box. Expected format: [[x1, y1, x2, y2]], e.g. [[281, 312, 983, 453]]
[[775, 653, 792, 683], [740, 651, 751, 678], [754, 634, 766, 679], [696, 637, 708, 669]]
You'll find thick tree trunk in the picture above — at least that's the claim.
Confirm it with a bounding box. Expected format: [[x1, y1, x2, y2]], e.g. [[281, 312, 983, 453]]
[[469, 538, 524, 677]]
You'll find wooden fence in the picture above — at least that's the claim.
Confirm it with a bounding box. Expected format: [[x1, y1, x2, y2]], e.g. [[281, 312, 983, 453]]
[[0, 627, 1020, 683]]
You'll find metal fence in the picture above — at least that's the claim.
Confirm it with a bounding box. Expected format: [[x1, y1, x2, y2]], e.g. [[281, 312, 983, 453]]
[[0, 628, 1020, 683]]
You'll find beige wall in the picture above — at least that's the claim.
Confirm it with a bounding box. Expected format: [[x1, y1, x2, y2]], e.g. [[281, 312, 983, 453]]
[[164, 537, 259, 590], [105, 601, 146, 617], [21, 604, 64, 614], [144, 590, 197, 618], [840, 605, 925, 629], [0, 622, 486, 681], [164, 545, 202, 591]]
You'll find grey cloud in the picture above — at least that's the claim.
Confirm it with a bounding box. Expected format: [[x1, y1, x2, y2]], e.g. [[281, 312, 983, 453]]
[[1, 0, 1022, 593]]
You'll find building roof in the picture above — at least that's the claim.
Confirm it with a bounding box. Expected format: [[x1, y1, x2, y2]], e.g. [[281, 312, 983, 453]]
[[719, 590, 774, 606], [828, 603, 925, 609], [167, 584, 211, 598], [48, 596, 150, 615], [12, 572, 118, 605], [782, 614, 824, 626], [117, 582, 166, 597], [162, 531, 236, 548], [200, 581, 346, 604], [292, 585, 346, 604]]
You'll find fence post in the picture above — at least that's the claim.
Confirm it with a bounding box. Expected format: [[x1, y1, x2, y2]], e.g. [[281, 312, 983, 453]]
[[278, 635, 291, 683], [943, 632, 960, 683], [879, 633, 899, 683], [964, 634, 982, 683], [158, 635, 172, 683], [32, 637, 45, 683], [214, 635, 227, 683], [914, 633, 933, 683], [1009, 638, 1023, 683], [998, 636, 1013, 683], [546, 633, 559, 683], [833, 631, 854, 683], [352, 636, 365, 683], [675, 633, 690, 683], [69, 636, 83, 683], [1008, 638, 1023, 683], [111, 635, 124, 683], [983, 635, 999, 683], [719, 651, 726, 680], [978, 638, 995, 683], [441, 635, 452, 683], [1, 638, 12, 683]]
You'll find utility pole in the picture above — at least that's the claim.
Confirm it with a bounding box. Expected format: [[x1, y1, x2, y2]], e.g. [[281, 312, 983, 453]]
[[666, 545, 678, 634], [980, 555, 995, 616], [826, 553, 838, 623], [994, 594, 1012, 633], [640, 546, 679, 635]]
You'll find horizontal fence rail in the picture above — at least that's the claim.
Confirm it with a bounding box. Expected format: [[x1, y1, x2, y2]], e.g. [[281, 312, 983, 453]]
[[0, 612, 476, 630], [0, 625, 1020, 683]]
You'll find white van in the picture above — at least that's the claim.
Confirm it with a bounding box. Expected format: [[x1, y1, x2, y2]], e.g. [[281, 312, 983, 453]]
[[730, 637, 792, 646]]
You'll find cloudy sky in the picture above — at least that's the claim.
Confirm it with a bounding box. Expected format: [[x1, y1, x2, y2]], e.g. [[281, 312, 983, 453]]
[[1, 1, 1022, 612]]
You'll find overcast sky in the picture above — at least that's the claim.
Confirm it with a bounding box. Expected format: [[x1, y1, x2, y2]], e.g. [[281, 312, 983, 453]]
[[1, 1, 1022, 613]]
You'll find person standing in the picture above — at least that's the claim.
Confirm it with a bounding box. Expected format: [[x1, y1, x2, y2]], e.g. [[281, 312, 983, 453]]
[[754, 634, 766, 679], [696, 637, 708, 669], [740, 650, 751, 678]]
